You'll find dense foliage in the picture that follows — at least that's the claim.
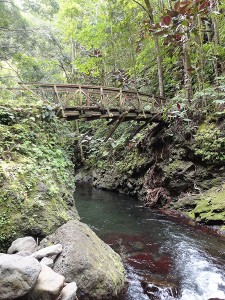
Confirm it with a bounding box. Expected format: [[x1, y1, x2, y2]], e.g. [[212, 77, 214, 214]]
[[0, 94, 77, 250], [1, 0, 224, 94]]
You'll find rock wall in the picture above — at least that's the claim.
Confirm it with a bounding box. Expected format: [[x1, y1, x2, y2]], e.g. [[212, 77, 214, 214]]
[[0, 104, 79, 251]]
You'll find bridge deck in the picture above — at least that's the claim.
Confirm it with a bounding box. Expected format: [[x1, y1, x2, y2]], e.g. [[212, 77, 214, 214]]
[[15, 83, 166, 122]]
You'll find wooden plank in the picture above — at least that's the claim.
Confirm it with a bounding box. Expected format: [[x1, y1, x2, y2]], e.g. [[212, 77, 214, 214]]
[[100, 87, 104, 108], [79, 86, 83, 105]]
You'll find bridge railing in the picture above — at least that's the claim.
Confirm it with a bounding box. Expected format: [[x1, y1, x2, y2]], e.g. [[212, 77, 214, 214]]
[[17, 83, 166, 113]]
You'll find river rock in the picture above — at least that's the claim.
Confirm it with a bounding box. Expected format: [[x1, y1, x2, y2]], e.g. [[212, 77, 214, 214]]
[[0, 254, 41, 300], [57, 282, 78, 300], [40, 220, 126, 299], [31, 244, 62, 260], [27, 264, 65, 300], [7, 236, 37, 255], [41, 257, 54, 268]]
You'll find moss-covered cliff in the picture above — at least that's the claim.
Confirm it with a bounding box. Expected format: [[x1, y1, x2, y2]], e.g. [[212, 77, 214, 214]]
[[0, 95, 79, 251], [75, 112, 225, 231]]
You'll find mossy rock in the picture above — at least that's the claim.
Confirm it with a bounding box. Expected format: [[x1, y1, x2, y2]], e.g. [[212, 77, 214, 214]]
[[188, 183, 225, 226], [163, 160, 194, 176], [0, 159, 79, 252], [40, 220, 126, 299]]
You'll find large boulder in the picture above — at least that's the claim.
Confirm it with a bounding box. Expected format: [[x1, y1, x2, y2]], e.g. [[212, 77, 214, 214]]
[[40, 220, 126, 299], [0, 254, 41, 300]]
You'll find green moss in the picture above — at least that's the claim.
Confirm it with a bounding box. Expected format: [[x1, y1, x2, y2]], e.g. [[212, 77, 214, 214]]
[[116, 149, 145, 175], [194, 122, 225, 163], [188, 184, 225, 225], [0, 100, 79, 251], [163, 160, 193, 176]]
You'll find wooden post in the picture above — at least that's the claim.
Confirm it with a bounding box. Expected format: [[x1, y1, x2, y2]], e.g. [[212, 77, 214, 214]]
[[137, 93, 141, 111], [100, 87, 104, 108], [53, 85, 60, 105], [104, 111, 128, 141], [152, 97, 155, 112], [79, 86, 83, 106], [53, 84, 65, 118], [86, 92, 91, 106], [119, 88, 124, 109]]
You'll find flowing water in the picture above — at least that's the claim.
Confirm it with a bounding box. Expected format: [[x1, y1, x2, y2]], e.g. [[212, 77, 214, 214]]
[[75, 183, 225, 300]]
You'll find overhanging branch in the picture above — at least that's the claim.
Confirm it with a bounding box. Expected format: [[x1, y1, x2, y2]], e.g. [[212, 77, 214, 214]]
[[132, 0, 149, 15]]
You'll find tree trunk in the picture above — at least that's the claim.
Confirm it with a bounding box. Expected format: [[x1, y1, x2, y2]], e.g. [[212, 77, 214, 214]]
[[209, 0, 223, 76], [143, 0, 164, 96], [133, 0, 164, 96], [182, 35, 193, 100], [154, 36, 164, 96], [71, 39, 77, 83]]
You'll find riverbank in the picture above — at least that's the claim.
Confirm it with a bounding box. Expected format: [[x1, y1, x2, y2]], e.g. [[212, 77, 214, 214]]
[[74, 182, 225, 300], [75, 111, 225, 232]]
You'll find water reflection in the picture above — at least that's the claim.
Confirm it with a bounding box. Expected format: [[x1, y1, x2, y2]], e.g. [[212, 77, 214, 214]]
[[75, 183, 225, 300]]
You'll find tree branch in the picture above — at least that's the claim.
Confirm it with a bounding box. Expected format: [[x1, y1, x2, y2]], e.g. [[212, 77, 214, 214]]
[[132, 0, 149, 15]]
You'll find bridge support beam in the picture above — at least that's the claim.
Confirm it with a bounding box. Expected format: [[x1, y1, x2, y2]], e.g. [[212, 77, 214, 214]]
[[105, 111, 128, 142]]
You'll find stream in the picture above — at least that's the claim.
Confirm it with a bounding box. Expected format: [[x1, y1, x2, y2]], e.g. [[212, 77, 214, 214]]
[[75, 183, 225, 300]]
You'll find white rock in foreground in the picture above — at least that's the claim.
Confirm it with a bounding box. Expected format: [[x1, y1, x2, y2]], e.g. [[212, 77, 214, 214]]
[[7, 236, 37, 255], [31, 244, 62, 260], [57, 282, 78, 300], [41, 257, 54, 268], [0, 254, 41, 300], [28, 264, 65, 300]]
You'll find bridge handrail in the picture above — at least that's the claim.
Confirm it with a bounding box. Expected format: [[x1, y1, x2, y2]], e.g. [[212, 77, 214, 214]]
[[15, 82, 167, 113], [18, 82, 166, 100]]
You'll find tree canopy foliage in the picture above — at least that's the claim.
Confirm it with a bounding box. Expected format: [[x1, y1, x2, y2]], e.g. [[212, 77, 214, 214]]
[[0, 0, 225, 105]]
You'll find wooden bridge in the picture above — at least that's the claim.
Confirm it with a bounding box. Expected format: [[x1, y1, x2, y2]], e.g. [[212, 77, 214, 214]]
[[16, 83, 166, 123]]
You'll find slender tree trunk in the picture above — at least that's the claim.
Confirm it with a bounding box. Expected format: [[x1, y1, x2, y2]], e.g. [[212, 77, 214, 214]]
[[182, 35, 193, 100], [144, 0, 164, 96], [130, 35, 138, 88], [101, 59, 106, 86], [71, 39, 76, 83], [134, 0, 164, 96], [59, 60, 70, 83], [197, 15, 205, 92], [209, 0, 223, 76], [154, 36, 164, 96]]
